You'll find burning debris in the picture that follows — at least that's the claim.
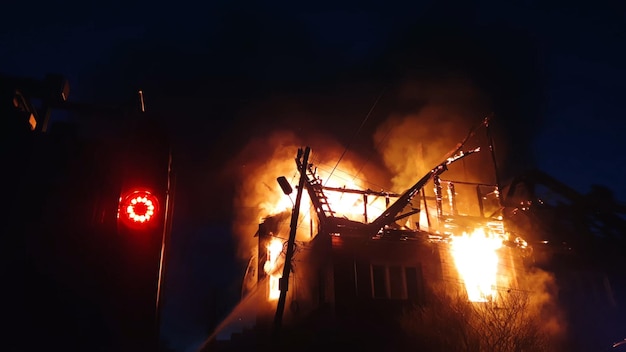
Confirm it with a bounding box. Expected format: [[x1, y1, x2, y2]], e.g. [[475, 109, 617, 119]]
[[205, 114, 574, 351], [246, 118, 527, 307]]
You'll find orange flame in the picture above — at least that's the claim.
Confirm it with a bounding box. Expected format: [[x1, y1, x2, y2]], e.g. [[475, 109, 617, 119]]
[[260, 164, 394, 301], [264, 237, 284, 301], [264, 163, 389, 224], [450, 228, 503, 302]]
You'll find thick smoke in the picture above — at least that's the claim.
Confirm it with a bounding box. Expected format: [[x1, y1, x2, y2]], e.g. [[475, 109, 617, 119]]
[[373, 76, 497, 192], [521, 266, 568, 348]]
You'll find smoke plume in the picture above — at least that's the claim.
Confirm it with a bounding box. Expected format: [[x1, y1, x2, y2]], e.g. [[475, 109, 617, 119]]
[[373, 75, 496, 191]]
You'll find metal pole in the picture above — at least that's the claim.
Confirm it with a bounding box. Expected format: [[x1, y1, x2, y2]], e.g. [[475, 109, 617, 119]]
[[155, 146, 174, 339], [273, 146, 310, 342]]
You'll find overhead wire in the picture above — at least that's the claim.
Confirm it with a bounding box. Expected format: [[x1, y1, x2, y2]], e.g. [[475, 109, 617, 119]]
[[282, 86, 389, 232], [324, 86, 387, 187]]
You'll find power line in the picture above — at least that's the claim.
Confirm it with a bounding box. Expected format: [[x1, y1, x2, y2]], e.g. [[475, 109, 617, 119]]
[[324, 86, 387, 187]]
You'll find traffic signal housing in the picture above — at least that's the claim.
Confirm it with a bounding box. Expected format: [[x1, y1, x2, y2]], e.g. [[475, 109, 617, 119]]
[[112, 116, 173, 350], [116, 115, 171, 233], [117, 188, 160, 230]]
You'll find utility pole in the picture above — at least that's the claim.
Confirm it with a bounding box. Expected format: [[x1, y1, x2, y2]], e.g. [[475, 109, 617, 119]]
[[272, 146, 310, 344]]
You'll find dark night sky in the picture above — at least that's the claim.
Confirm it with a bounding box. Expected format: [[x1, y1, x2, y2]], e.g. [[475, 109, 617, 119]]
[[3, 1, 626, 351]]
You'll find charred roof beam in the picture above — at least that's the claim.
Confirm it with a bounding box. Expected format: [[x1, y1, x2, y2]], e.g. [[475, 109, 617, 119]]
[[367, 147, 481, 235]]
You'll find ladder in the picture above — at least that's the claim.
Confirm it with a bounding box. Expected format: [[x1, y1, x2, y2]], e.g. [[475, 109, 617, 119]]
[[302, 162, 336, 221]]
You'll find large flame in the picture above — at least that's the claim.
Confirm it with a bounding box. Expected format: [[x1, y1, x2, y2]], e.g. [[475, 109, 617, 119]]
[[265, 162, 389, 224], [261, 168, 388, 302], [450, 228, 503, 302], [264, 237, 284, 301]]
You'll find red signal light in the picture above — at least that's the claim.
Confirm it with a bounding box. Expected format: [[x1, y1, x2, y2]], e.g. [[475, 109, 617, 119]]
[[118, 189, 159, 227]]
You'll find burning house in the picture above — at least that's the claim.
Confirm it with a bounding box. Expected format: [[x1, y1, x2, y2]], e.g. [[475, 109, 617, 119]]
[[202, 118, 560, 351]]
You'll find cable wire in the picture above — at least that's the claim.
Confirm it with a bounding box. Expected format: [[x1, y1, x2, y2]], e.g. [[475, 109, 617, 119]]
[[324, 87, 387, 187]]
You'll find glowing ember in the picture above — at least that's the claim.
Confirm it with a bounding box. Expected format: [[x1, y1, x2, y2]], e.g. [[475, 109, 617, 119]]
[[450, 227, 503, 302], [264, 237, 284, 301]]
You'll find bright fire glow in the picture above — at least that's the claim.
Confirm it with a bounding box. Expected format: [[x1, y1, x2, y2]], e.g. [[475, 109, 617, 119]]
[[264, 237, 284, 300], [264, 166, 390, 225], [450, 227, 503, 302], [296, 187, 381, 231]]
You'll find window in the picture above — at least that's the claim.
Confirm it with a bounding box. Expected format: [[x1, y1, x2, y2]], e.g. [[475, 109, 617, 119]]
[[372, 265, 387, 299], [370, 264, 423, 301], [405, 266, 424, 304], [389, 266, 404, 299]]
